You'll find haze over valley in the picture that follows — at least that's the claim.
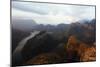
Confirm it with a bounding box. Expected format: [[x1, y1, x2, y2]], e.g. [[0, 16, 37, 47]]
[[12, 1, 96, 66]]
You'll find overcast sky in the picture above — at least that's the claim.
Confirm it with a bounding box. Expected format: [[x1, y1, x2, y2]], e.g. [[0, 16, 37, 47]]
[[12, 1, 95, 25]]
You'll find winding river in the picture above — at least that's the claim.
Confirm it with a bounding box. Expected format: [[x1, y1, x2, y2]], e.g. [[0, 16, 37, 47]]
[[12, 31, 40, 64]]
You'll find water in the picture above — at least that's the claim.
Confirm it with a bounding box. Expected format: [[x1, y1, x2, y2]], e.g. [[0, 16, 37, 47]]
[[12, 31, 40, 64]]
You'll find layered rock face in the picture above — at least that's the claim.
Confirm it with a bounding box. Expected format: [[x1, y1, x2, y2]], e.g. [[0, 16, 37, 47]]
[[66, 36, 80, 62], [79, 45, 96, 62], [66, 36, 96, 62]]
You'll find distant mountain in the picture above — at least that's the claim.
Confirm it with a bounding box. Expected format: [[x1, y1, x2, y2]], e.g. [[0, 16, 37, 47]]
[[32, 23, 70, 33], [68, 19, 96, 44], [12, 18, 37, 32], [78, 19, 96, 24]]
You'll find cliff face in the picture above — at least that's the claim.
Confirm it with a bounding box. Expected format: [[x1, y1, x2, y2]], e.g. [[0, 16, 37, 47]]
[[66, 36, 96, 62], [66, 36, 80, 62], [23, 35, 96, 65], [79, 45, 96, 62]]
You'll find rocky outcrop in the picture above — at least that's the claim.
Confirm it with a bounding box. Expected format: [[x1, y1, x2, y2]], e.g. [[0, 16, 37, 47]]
[[26, 53, 62, 65], [79, 45, 96, 62], [66, 36, 80, 62], [66, 35, 96, 62]]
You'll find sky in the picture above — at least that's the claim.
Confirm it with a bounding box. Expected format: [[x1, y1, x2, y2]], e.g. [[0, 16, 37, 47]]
[[12, 1, 95, 25]]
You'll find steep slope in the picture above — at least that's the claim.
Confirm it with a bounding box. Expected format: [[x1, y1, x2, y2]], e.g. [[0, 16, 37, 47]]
[[68, 19, 96, 44]]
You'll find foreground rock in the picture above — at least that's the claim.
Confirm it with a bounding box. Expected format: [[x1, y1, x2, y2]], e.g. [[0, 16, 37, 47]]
[[66, 36, 96, 62], [26, 53, 62, 65], [79, 45, 96, 62]]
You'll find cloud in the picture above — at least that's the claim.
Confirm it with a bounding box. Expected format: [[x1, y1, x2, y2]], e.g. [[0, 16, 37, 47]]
[[12, 1, 48, 15], [12, 1, 95, 25]]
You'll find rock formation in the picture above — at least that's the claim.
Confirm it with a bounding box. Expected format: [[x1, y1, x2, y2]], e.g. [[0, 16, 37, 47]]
[[66, 35, 96, 62], [26, 53, 62, 65]]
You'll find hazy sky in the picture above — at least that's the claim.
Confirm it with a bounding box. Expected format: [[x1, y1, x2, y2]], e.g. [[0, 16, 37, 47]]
[[12, 1, 95, 25]]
